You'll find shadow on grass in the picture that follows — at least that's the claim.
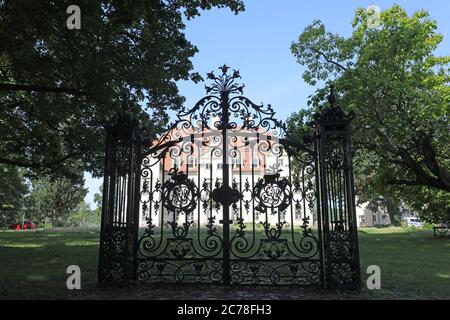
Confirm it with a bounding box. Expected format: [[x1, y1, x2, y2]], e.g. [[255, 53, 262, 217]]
[[0, 230, 99, 299], [0, 228, 449, 299]]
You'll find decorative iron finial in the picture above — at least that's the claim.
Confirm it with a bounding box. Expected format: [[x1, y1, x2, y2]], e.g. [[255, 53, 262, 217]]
[[219, 64, 229, 75], [313, 83, 354, 123], [327, 84, 336, 107], [205, 64, 244, 95], [166, 64, 284, 135], [110, 92, 138, 130]]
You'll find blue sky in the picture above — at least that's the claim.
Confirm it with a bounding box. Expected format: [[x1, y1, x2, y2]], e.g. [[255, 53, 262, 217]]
[[84, 0, 450, 208]]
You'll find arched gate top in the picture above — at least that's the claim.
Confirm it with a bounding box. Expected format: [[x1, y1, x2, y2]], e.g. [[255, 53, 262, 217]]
[[142, 65, 313, 160]]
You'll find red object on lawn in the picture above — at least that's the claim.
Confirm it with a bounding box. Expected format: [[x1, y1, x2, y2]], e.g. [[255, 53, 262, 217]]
[[9, 221, 38, 230]]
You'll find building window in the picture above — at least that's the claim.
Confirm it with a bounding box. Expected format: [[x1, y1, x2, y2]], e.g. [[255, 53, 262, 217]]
[[188, 156, 196, 168], [231, 157, 243, 169], [201, 162, 211, 170], [252, 157, 260, 168], [217, 163, 224, 169], [172, 157, 182, 169]]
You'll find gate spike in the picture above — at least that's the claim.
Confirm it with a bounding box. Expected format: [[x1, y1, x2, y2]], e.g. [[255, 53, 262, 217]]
[[327, 84, 336, 107]]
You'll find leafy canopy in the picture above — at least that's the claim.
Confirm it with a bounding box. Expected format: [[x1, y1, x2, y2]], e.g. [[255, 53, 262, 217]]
[[26, 173, 88, 227], [0, 0, 244, 177], [0, 164, 28, 226], [289, 5, 450, 222]]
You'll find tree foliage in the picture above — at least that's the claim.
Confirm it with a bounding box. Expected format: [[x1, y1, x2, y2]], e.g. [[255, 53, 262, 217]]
[[0, 0, 244, 177], [66, 200, 100, 227], [92, 185, 103, 217], [289, 5, 450, 222], [0, 164, 28, 226], [27, 173, 88, 227]]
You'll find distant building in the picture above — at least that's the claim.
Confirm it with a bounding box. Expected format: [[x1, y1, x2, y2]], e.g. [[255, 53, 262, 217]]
[[138, 125, 314, 229], [355, 202, 391, 228], [355, 200, 421, 228], [140, 126, 420, 230]]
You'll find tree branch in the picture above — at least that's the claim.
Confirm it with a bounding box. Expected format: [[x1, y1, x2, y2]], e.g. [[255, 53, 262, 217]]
[[312, 48, 348, 71], [420, 135, 450, 190], [0, 83, 87, 95], [120, 31, 142, 44], [398, 150, 449, 191], [0, 153, 81, 170], [387, 179, 423, 186]]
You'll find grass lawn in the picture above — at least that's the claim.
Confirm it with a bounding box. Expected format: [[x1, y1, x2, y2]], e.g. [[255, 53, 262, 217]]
[[0, 227, 449, 299]]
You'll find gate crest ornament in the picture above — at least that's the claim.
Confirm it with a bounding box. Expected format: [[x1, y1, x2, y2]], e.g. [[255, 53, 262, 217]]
[[254, 173, 292, 214], [98, 65, 361, 289], [163, 168, 198, 214]]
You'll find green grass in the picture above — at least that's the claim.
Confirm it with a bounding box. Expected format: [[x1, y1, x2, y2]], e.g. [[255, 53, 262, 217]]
[[358, 227, 450, 299], [0, 229, 100, 299], [0, 227, 449, 299]]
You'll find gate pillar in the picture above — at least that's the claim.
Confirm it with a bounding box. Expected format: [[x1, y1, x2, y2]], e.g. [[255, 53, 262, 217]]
[[98, 98, 141, 287], [315, 86, 361, 290]]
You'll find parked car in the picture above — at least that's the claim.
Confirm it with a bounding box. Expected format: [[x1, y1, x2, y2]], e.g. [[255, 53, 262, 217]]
[[9, 220, 38, 230], [403, 217, 424, 228]]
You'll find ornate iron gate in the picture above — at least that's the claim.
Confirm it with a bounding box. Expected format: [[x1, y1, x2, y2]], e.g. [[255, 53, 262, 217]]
[[98, 66, 361, 289]]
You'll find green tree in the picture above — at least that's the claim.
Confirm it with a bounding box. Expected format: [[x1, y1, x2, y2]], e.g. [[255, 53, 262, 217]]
[[93, 185, 103, 217], [0, 0, 244, 177], [289, 5, 450, 223], [0, 164, 28, 227], [27, 174, 88, 227], [67, 201, 100, 227]]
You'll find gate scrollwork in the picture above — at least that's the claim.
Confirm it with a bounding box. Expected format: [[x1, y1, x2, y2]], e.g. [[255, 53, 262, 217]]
[[124, 67, 360, 288]]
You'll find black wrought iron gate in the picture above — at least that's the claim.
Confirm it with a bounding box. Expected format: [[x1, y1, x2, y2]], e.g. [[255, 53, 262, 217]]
[[98, 66, 361, 290]]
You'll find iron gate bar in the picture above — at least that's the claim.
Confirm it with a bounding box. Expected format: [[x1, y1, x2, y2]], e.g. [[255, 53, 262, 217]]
[[98, 66, 360, 289]]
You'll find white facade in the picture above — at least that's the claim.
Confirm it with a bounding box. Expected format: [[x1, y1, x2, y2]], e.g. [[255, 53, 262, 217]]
[[355, 201, 392, 228], [140, 144, 397, 230], [138, 152, 315, 229]]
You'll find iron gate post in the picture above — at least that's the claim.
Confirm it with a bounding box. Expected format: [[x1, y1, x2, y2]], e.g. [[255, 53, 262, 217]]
[[98, 98, 142, 287], [221, 91, 231, 285], [315, 86, 361, 290]]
